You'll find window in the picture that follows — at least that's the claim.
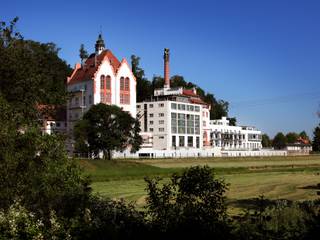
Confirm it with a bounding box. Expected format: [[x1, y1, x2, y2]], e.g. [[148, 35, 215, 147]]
[[171, 103, 177, 109], [195, 106, 200, 112], [159, 103, 164, 107], [195, 115, 200, 134], [56, 122, 61, 127], [100, 95, 105, 103], [106, 92, 111, 103], [100, 75, 105, 89], [172, 136, 176, 147], [149, 113, 154, 117], [75, 97, 79, 105], [149, 128, 154, 132], [178, 113, 186, 134], [150, 120, 154, 125], [171, 113, 177, 133], [120, 93, 130, 104], [159, 120, 164, 124], [159, 113, 164, 117], [137, 105, 141, 109], [120, 77, 125, 90], [196, 137, 200, 148], [178, 104, 186, 110], [82, 96, 86, 106], [159, 128, 164, 132], [188, 136, 193, 147], [124, 77, 130, 91], [89, 95, 92, 104], [187, 114, 194, 134], [149, 104, 154, 108], [159, 136, 164, 139], [179, 136, 185, 147], [106, 75, 111, 90]]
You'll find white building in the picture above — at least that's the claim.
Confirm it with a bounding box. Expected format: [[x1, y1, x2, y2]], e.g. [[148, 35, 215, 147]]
[[67, 34, 136, 134], [135, 49, 214, 157], [209, 117, 262, 150]]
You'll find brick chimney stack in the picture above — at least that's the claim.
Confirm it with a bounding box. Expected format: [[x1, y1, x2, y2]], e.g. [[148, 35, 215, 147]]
[[164, 48, 170, 88]]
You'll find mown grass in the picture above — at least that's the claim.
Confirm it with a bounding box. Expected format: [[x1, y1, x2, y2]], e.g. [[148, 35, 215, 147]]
[[78, 155, 320, 208]]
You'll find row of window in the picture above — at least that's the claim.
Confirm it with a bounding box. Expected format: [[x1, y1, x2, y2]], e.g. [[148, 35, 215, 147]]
[[149, 128, 165, 132], [149, 113, 164, 117], [100, 75, 130, 91], [149, 120, 164, 125], [172, 136, 200, 148], [171, 103, 200, 112], [71, 95, 92, 106], [171, 113, 200, 135]]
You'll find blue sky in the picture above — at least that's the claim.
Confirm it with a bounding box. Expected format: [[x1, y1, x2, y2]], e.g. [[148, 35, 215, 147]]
[[2, 0, 320, 138]]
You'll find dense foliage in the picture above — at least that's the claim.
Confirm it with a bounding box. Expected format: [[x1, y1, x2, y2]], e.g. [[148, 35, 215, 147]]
[[74, 103, 142, 159], [312, 124, 320, 152]]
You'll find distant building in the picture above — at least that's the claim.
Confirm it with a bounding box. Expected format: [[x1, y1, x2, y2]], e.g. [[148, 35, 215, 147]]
[[285, 137, 312, 155], [209, 117, 262, 150], [38, 105, 67, 135]]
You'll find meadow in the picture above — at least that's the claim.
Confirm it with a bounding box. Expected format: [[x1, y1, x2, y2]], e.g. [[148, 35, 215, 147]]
[[79, 155, 320, 209]]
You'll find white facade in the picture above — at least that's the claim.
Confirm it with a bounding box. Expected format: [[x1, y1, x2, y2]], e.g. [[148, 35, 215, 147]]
[[136, 95, 213, 151], [209, 117, 262, 150]]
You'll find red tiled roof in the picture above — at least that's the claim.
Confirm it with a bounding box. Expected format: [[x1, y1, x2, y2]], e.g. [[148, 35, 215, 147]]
[[297, 137, 310, 145], [189, 97, 207, 105], [183, 89, 198, 97], [68, 50, 121, 85]]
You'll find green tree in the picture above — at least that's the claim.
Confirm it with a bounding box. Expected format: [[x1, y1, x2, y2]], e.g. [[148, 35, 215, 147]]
[[0, 96, 91, 219], [312, 124, 320, 152], [262, 134, 272, 148], [0, 18, 71, 124], [131, 55, 153, 102], [272, 132, 287, 149], [145, 166, 230, 238], [286, 132, 299, 144], [74, 104, 142, 160], [79, 43, 88, 63], [299, 131, 310, 141]]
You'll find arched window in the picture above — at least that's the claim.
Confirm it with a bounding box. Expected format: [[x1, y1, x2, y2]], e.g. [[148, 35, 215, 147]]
[[100, 75, 105, 89], [120, 77, 125, 90], [106, 75, 111, 90], [120, 76, 130, 104], [124, 77, 130, 91]]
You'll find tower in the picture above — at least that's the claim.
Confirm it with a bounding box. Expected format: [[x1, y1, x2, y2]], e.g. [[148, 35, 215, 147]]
[[164, 48, 170, 88], [95, 34, 105, 55]]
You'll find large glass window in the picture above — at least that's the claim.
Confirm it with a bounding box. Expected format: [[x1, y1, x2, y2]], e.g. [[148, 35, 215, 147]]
[[188, 136, 193, 147], [171, 103, 177, 109], [195, 115, 200, 134], [196, 137, 200, 148], [172, 136, 176, 147], [171, 113, 177, 133], [179, 136, 185, 147], [178, 113, 186, 134], [100, 75, 105, 89], [106, 75, 111, 89], [187, 114, 194, 134]]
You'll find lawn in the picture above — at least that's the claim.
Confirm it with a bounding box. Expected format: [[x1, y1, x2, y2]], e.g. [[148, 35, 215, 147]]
[[79, 155, 320, 208]]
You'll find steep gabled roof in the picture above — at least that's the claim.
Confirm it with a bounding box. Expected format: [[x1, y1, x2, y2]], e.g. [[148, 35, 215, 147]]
[[68, 50, 121, 85]]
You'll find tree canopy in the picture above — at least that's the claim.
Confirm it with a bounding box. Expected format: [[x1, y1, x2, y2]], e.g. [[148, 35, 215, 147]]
[[74, 103, 142, 159], [272, 132, 287, 149], [0, 17, 71, 124], [261, 134, 272, 148], [312, 124, 320, 152]]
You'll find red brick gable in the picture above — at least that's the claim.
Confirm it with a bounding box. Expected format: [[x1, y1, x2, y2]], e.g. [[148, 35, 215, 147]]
[[67, 50, 121, 85]]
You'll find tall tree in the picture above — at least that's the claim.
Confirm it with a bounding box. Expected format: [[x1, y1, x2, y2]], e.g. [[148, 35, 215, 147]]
[[0, 18, 71, 124], [272, 132, 287, 149], [261, 134, 272, 148], [74, 104, 142, 160], [79, 43, 88, 63], [286, 132, 299, 144], [131, 55, 153, 102], [312, 124, 320, 152]]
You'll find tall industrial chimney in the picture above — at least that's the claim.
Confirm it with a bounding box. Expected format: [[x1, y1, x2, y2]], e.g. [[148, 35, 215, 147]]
[[164, 48, 170, 88]]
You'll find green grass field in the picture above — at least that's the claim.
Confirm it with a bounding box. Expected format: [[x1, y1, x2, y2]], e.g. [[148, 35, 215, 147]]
[[79, 155, 320, 208]]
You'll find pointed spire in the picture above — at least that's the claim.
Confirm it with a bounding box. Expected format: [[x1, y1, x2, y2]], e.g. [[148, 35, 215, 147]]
[[95, 33, 105, 55]]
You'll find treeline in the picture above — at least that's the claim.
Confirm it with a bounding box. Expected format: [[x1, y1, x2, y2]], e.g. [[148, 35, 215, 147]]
[[262, 130, 320, 152], [131, 55, 237, 124]]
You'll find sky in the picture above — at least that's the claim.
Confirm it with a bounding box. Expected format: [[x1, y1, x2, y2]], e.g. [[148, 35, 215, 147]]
[[2, 0, 320, 138]]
